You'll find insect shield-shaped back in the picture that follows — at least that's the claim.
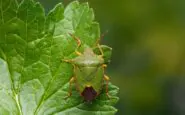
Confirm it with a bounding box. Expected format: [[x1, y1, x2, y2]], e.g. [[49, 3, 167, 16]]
[[73, 48, 105, 101], [63, 34, 111, 102]]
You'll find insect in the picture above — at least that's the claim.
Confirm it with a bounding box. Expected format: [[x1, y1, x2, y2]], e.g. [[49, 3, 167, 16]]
[[63, 33, 112, 102]]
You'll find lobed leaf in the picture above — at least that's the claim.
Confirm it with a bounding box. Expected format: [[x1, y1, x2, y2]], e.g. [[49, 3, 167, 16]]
[[0, 0, 119, 115]]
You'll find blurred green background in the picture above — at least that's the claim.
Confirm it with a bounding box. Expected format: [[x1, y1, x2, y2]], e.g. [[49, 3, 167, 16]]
[[39, 0, 185, 115]]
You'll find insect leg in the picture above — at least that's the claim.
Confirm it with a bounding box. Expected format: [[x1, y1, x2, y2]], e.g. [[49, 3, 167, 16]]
[[62, 59, 73, 63], [104, 74, 111, 99], [69, 33, 82, 56], [64, 77, 75, 99], [62, 58, 75, 65], [102, 64, 107, 68]]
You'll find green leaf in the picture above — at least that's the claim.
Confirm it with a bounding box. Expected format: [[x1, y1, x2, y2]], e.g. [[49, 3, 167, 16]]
[[0, 0, 119, 115]]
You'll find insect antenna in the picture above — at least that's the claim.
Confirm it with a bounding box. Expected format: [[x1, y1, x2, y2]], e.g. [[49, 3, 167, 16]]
[[68, 33, 82, 56], [95, 30, 109, 45], [93, 30, 109, 57]]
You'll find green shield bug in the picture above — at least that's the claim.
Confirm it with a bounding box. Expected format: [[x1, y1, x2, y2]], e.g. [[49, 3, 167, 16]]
[[63, 33, 112, 102]]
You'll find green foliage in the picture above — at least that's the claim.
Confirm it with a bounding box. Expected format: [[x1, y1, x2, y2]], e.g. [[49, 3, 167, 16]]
[[0, 0, 119, 114]]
